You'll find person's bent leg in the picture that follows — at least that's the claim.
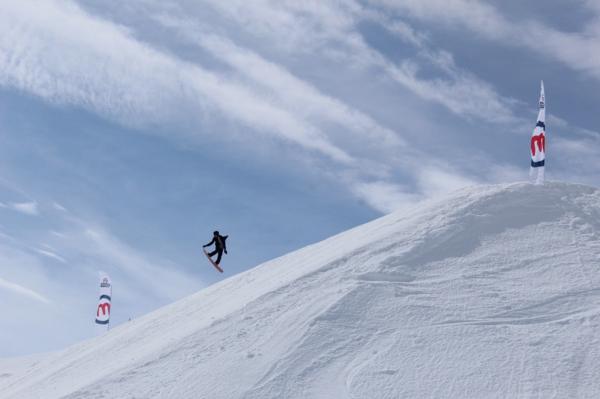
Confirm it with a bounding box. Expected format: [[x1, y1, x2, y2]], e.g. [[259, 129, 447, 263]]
[[208, 250, 218, 257]]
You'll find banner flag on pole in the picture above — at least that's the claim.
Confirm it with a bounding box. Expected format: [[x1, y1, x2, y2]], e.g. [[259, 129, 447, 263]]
[[530, 81, 546, 185], [95, 272, 112, 327]]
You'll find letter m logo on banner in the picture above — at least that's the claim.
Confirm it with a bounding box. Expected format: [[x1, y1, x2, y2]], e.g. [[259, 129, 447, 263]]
[[97, 301, 111, 317], [531, 133, 545, 164], [95, 294, 111, 325]]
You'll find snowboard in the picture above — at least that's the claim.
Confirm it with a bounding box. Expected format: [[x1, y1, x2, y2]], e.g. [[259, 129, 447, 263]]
[[203, 250, 224, 273]]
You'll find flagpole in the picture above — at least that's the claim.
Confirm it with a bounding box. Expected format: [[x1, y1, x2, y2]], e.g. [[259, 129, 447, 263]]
[[107, 284, 111, 332]]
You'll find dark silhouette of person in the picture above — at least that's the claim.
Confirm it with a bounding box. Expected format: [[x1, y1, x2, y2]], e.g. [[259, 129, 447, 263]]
[[203, 230, 228, 265]]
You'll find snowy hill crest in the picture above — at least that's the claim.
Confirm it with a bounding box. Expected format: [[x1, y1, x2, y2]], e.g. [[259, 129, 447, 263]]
[[2, 182, 600, 398]]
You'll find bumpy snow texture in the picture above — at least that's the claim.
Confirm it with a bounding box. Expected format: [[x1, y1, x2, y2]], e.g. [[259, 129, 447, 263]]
[[2, 182, 600, 398]]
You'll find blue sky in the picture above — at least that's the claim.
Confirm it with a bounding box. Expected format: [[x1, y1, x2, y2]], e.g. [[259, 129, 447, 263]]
[[0, 0, 599, 356]]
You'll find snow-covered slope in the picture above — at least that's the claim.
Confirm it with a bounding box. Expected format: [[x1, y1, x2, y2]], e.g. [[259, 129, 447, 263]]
[[3, 182, 600, 398]]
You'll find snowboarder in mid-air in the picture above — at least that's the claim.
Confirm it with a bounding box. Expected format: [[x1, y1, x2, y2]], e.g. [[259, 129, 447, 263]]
[[203, 230, 228, 266]]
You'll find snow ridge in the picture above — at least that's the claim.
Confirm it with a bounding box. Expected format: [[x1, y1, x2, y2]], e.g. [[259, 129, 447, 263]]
[[2, 182, 600, 398]]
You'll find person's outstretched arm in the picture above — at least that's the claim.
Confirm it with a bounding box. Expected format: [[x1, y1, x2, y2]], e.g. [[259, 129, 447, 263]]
[[203, 237, 215, 248]]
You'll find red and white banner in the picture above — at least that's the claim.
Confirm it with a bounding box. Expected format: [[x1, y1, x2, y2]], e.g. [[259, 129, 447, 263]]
[[530, 81, 546, 185], [95, 273, 112, 326]]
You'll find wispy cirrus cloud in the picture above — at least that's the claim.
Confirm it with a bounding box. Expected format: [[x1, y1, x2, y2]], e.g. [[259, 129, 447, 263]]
[[75, 226, 200, 302], [0, 200, 39, 216], [0, 0, 553, 216], [383, 58, 520, 124], [143, 0, 523, 210], [177, 0, 522, 124], [9, 202, 38, 216], [35, 248, 67, 264], [0, 276, 49, 304], [1, 0, 409, 212], [0, 1, 351, 163], [369, 0, 600, 80], [154, 19, 404, 150], [349, 165, 480, 212], [0, 0, 592, 214]]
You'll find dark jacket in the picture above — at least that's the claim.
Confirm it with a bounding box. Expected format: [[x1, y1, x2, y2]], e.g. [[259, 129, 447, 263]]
[[204, 234, 228, 252]]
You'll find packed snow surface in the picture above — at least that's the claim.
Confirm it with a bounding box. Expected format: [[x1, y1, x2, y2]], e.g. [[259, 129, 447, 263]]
[[3, 182, 600, 398]]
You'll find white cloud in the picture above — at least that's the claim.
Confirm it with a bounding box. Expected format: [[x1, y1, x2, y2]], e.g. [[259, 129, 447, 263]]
[[417, 167, 478, 197], [0, 1, 351, 163], [0, 277, 50, 304], [380, 18, 429, 47], [351, 180, 419, 213], [0, 0, 580, 218], [176, 0, 521, 124], [370, 0, 600, 81], [348, 165, 479, 213], [154, 18, 404, 149], [487, 165, 528, 184], [359, 9, 522, 123], [144, 0, 524, 212], [384, 59, 518, 124], [549, 114, 600, 139], [370, 0, 510, 39], [10, 202, 38, 216], [185, 0, 362, 55], [78, 226, 201, 302], [52, 202, 68, 212], [35, 248, 67, 264]]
